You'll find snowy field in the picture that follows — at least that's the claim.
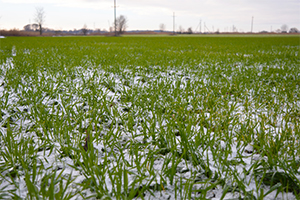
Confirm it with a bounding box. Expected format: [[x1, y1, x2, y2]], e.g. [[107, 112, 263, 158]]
[[0, 36, 299, 199]]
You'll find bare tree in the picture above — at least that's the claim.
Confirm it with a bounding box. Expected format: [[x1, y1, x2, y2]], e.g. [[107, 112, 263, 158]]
[[159, 23, 166, 32], [115, 15, 128, 34], [82, 24, 88, 35], [281, 24, 288, 33], [178, 25, 184, 34], [34, 7, 45, 35], [32, 24, 39, 31]]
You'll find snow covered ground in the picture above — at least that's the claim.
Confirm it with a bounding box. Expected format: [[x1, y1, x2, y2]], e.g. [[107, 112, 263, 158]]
[[0, 47, 299, 199]]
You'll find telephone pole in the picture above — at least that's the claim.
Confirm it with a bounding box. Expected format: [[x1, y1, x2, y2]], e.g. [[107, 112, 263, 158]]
[[204, 22, 210, 33], [114, 0, 117, 36], [251, 16, 254, 33], [200, 20, 202, 33], [173, 12, 176, 35], [195, 20, 202, 33]]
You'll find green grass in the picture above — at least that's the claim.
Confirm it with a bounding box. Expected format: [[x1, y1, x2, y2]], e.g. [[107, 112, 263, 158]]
[[0, 35, 299, 199]]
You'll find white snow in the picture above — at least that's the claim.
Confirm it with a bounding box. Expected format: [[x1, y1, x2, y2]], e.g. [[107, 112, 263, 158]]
[[0, 56, 298, 199]]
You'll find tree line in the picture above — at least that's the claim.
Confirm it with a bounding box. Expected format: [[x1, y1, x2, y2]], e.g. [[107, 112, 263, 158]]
[[11, 7, 300, 36], [33, 7, 128, 36]]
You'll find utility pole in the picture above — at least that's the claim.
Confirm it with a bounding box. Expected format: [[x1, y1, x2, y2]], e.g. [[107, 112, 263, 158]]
[[251, 16, 254, 33], [114, 0, 117, 36], [195, 20, 201, 33], [204, 22, 210, 33], [173, 12, 176, 35], [0, 16, 2, 36], [200, 20, 202, 33]]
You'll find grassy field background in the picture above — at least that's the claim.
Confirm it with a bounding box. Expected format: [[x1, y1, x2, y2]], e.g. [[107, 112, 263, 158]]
[[0, 35, 299, 199]]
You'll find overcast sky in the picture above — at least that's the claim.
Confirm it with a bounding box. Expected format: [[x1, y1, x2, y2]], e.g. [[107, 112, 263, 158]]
[[0, 0, 299, 32]]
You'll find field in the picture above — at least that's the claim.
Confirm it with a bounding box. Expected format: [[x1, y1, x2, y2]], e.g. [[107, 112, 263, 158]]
[[0, 35, 299, 199]]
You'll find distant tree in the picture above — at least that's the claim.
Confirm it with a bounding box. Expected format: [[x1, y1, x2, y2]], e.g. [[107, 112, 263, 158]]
[[159, 23, 166, 32], [178, 26, 184, 34], [34, 7, 45, 35], [281, 24, 288, 33], [187, 27, 193, 34], [55, 30, 62, 35], [32, 24, 39, 31], [24, 23, 39, 31], [23, 24, 32, 31], [115, 15, 128, 34], [82, 24, 88, 35], [232, 25, 237, 32], [289, 27, 299, 33]]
